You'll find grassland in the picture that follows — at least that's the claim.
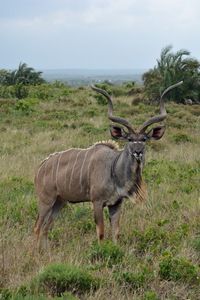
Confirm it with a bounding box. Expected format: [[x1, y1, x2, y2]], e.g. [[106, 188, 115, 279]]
[[0, 83, 200, 300]]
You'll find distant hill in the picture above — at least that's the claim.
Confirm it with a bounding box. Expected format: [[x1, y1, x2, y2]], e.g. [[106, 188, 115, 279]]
[[40, 69, 146, 86]]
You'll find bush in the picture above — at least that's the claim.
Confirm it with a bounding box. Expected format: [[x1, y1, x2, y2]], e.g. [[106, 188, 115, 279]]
[[61, 88, 72, 97], [14, 83, 29, 99], [0, 288, 12, 300], [94, 94, 108, 106], [111, 86, 126, 97], [131, 223, 170, 254], [89, 241, 124, 267], [170, 132, 191, 143], [158, 251, 200, 283], [14, 99, 34, 114], [114, 265, 154, 289], [27, 263, 99, 297], [0, 85, 14, 98]]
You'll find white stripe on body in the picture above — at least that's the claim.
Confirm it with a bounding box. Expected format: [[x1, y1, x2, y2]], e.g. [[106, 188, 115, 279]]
[[87, 147, 96, 197], [79, 149, 90, 193], [43, 152, 59, 187], [64, 149, 76, 192], [36, 163, 43, 185], [55, 152, 65, 190], [43, 158, 47, 187], [69, 150, 82, 191], [51, 153, 59, 186], [35, 164, 44, 198]]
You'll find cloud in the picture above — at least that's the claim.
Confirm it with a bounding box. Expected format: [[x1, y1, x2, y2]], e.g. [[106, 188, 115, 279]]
[[0, 0, 200, 69], [1, 0, 200, 33]]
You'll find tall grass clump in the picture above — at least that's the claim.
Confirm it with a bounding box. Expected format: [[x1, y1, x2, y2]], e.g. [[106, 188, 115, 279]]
[[89, 241, 125, 267], [23, 263, 99, 298]]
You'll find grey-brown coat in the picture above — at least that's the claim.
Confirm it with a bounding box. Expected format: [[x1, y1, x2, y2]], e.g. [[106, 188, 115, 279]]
[[34, 82, 183, 251]]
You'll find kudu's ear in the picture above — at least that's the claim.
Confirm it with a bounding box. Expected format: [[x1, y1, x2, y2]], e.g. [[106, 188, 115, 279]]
[[110, 125, 128, 140], [146, 126, 165, 140]]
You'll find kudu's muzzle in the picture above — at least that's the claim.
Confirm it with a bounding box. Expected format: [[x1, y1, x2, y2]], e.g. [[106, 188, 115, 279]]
[[131, 141, 145, 162]]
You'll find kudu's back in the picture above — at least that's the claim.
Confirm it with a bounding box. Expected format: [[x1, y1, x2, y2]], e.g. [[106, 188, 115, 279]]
[[34, 142, 119, 204]]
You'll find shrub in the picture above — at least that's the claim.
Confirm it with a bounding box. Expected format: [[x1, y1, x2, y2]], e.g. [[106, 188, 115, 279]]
[[0, 288, 12, 300], [61, 88, 72, 97], [158, 251, 199, 283], [94, 94, 108, 106], [111, 87, 126, 97], [125, 81, 136, 88], [170, 132, 191, 143], [28, 263, 99, 297], [132, 226, 169, 254], [14, 83, 29, 99], [29, 85, 53, 100], [14, 99, 33, 113], [0, 85, 14, 98], [114, 265, 154, 289], [89, 241, 124, 267]]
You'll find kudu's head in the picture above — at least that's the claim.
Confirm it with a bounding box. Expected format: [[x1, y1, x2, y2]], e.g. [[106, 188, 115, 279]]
[[91, 82, 183, 162]]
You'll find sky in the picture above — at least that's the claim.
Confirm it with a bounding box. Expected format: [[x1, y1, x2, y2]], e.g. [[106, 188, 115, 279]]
[[0, 0, 200, 70]]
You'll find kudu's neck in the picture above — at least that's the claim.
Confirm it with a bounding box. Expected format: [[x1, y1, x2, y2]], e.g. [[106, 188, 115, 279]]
[[112, 144, 143, 189]]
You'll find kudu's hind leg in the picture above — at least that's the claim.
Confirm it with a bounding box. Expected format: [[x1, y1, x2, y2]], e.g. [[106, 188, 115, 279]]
[[108, 200, 122, 244], [34, 196, 64, 252], [34, 202, 52, 253], [93, 202, 104, 244]]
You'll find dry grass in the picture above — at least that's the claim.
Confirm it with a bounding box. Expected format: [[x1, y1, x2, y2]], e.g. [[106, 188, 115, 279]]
[[0, 85, 199, 299]]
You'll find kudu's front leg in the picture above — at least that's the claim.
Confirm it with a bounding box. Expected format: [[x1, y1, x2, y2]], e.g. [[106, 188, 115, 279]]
[[93, 201, 104, 244], [108, 200, 122, 244]]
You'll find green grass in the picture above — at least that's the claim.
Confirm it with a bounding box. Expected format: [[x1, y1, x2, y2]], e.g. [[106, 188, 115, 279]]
[[0, 83, 200, 299]]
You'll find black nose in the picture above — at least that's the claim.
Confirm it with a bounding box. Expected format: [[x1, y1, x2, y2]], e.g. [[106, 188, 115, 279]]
[[133, 151, 143, 161]]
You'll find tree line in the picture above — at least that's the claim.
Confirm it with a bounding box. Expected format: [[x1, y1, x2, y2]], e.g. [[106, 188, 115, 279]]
[[0, 46, 200, 103]]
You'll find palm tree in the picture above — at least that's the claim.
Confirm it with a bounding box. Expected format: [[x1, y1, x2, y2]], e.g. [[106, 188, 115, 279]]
[[142, 45, 200, 103], [1, 62, 45, 86]]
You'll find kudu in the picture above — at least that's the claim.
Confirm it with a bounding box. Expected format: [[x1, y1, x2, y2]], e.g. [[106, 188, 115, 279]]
[[34, 81, 182, 251]]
